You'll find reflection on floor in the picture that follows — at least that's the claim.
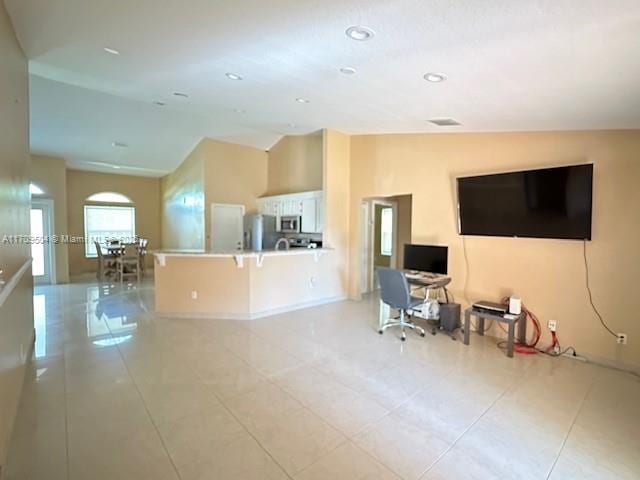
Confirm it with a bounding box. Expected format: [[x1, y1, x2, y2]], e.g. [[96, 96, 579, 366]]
[[6, 278, 640, 479]]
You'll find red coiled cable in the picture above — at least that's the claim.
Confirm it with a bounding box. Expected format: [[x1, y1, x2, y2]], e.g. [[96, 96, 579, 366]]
[[499, 297, 559, 355]]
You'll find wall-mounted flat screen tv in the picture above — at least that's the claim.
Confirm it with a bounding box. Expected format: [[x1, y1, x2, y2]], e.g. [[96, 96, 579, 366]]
[[457, 164, 593, 240]]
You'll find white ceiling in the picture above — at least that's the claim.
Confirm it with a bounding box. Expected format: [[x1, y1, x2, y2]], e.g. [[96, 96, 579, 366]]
[[6, 0, 640, 176]]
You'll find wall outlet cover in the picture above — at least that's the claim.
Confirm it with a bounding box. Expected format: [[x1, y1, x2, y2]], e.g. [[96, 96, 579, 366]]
[[617, 333, 628, 345], [548, 320, 557, 332]]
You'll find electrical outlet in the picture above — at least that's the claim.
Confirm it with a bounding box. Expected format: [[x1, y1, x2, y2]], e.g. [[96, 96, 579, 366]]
[[309, 276, 317, 289], [617, 333, 628, 345], [191, 290, 198, 300], [548, 320, 557, 332]]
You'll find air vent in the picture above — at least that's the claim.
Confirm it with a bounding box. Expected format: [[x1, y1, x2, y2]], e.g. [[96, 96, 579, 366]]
[[428, 118, 462, 127]]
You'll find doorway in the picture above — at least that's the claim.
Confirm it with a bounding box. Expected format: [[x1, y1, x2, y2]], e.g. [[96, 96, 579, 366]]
[[210, 203, 245, 251], [31, 198, 56, 284], [361, 194, 412, 295]]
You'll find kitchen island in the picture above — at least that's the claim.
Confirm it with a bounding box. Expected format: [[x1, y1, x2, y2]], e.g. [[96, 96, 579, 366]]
[[153, 248, 347, 319]]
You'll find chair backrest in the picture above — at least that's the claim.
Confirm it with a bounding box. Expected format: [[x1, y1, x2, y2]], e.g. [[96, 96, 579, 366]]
[[122, 244, 138, 258], [377, 267, 411, 309]]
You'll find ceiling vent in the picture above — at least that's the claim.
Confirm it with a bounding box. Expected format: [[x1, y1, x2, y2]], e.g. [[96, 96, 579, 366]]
[[428, 118, 461, 127]]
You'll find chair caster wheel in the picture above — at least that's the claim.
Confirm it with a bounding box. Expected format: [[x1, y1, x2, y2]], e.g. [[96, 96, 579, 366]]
[[378, 330, 383, 335], [420, 333, 426, 337], [431, 331, 436, 336], [401, 336, 406, 342]]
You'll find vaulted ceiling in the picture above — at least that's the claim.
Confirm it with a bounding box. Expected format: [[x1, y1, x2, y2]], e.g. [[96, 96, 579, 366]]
[[6, 0, 640, 176]]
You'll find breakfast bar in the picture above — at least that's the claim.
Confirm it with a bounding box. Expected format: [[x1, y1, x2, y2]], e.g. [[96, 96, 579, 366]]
[[153, 248, 345, 319]]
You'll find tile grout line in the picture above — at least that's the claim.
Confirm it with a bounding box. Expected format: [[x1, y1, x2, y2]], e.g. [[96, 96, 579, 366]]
[[544, 380, 595, 480], [187, 323, 297, 479], [202, 375, 299, 479], [105, 301, 185, 480], [420, 370, 525, 477]]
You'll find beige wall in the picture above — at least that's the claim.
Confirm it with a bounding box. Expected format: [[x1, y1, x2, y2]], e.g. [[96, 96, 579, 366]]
[[161, 146, 205, 250], [349, 130, 640, 370], [323, 129, 351, 298], [31, 155, 70, 283], [266, 133, 323, 195], [0, 2, 32, 468], [395, 194, 412, 269], [202, 139, 267, 248], [160, 138, 267, 250], [66, 169, 161, 275]]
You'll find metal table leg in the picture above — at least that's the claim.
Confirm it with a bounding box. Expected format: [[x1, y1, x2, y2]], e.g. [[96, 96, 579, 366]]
[[464, 310, 471, 345], [477, 316, 485, 336], [507, 320, 515, 358]]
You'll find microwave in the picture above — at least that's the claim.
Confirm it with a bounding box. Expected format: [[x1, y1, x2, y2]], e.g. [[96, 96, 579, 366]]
[[279, 216, 301, 233]]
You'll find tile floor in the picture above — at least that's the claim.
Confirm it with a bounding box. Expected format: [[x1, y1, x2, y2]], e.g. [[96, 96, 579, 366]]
[[5, 278, 640, 479]]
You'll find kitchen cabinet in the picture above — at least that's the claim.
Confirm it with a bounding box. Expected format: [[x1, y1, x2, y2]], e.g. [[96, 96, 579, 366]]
[[301, 198, 317, 233], [257, 190, 323, 233]]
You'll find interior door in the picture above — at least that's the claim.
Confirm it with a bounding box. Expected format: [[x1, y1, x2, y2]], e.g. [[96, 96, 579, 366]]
[[211, 203, 245, 251], [30, 199, 55, 284]]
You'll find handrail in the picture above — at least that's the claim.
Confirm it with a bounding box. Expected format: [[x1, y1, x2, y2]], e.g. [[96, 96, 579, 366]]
[[0, 258, 33, 308]]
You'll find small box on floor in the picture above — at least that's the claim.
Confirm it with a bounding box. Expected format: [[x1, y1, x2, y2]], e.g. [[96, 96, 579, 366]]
[[439, 303, 461, 332]]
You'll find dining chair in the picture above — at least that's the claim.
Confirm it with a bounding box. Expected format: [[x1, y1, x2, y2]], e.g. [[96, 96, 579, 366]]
[[95, 241, 117, 281], [116, 243, 141, 283]]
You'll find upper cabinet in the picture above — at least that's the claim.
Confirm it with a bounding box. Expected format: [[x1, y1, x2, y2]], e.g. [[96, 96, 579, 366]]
[[257, 190, 323, 233]]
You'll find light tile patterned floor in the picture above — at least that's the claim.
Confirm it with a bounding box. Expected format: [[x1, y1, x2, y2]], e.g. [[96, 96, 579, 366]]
[[5, 278, 640, 479]]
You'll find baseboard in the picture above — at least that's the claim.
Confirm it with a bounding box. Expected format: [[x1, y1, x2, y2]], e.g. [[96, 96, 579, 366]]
[[158, 295, 348, 321], [475, 329, 640, 376], [248, 295, 348, 320]]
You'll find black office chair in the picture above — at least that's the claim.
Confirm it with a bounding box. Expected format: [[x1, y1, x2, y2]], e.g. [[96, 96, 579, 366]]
[[377, 267, 427, 341]]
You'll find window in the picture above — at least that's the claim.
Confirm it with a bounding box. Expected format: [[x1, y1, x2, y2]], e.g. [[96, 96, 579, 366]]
[[30, 183, 45, 195], [380, 207, 393, 256], [86, 192, 132, 203], [84, 205, 136, 257]]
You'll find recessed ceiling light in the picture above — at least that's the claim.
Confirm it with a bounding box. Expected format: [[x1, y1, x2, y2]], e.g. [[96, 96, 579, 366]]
[[288, 123, 297, 128], [112, 141, 128, 148], [233, 108, 246, 114], [153, 101, 166, 106], [428, 118, 461, 126], [225, 72, 243, 80], [424, 72, 447, 83], [173, 92, 189, 98], [112, 165, 121, 169], [340, 67, 357, 75], [345, 25, 375, 41], [295, 97, 309, 103], [103, 47, 120, 55]]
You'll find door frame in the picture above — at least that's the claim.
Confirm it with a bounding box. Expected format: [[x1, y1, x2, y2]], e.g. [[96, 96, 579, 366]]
[[31, 198, 56, 284], [362, 198, 398, 293], [210, 203, 246, 251]]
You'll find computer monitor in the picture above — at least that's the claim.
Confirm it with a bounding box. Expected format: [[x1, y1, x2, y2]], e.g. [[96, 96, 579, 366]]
[[403, 244, 448, 274]]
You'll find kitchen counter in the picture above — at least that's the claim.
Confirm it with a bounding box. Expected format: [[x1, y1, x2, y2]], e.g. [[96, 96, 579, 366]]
[[153, 247, 345, 319], [153, 248, 330, 267]]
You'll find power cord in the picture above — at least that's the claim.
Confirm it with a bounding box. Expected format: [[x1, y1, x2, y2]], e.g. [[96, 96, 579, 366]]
[[583, 240, 617, 338], [460, 236, 493, 333]]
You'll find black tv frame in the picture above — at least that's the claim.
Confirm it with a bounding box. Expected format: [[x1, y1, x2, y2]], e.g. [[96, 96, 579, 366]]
[[456, 164, 593, 241]]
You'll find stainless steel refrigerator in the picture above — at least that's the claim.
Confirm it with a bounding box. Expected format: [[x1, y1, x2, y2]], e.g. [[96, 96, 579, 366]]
[[243, 214, 278, 251]]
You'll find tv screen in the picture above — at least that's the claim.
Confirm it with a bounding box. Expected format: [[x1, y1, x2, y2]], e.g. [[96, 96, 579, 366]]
[[403, 245, 448, 274], [457, 164, 593, 240]]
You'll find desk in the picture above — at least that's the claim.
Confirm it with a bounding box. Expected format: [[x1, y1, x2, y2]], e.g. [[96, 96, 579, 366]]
[[463, 308, 526, 358], [405, 272, 451, 301], [378, 273, 452, 330]]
